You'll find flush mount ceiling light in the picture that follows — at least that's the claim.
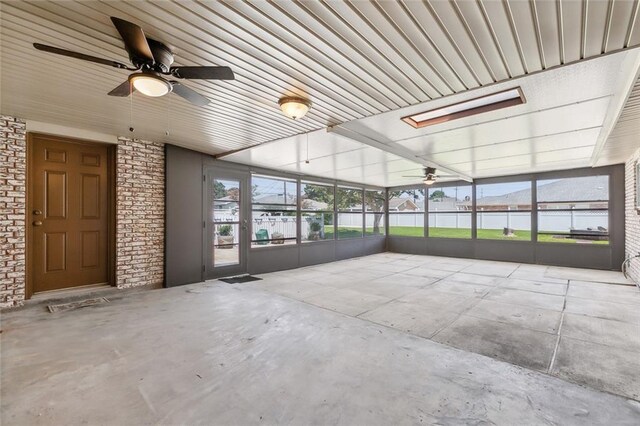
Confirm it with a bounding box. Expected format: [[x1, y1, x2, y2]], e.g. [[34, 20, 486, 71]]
[[402, 87, 525, 129], [279, 96, 311, 120], [128, 72, 172, 97]]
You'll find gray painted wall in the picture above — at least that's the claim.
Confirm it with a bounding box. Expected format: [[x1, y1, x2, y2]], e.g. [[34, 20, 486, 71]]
[[164, 145, 386, 286], [165, 145, 204, 287]]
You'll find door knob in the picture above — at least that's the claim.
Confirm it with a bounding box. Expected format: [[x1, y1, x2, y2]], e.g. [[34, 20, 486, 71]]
[[33, 221, 43, 226], [33, 209, 42, 215]]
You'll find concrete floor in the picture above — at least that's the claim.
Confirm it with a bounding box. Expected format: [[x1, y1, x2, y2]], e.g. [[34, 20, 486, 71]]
[[2, 253, 640, 425]]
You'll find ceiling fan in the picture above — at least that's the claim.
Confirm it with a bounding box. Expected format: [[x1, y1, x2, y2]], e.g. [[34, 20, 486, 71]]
[[33, 17, 235, 106], [402, 167, 457, 185]]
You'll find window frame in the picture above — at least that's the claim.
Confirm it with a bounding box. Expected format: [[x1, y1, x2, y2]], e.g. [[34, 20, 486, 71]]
[[427, 183, 473, 239], [474, 180, 533, 242], [247, 175, 386, 247], [336, 185, 364, 239], [251, 174, 299, 247], [301, 180, 336, 243], [365, 189, 386, 238], [386, 168, 614, 248], [535, 175, 610, 245], [387, 186, 426, 238]]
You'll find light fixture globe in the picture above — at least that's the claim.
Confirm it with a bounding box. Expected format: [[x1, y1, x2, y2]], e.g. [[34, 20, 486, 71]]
[[128, 72, 172, 97], [423, 176, 436, 185], [278, 96, 311, 120]]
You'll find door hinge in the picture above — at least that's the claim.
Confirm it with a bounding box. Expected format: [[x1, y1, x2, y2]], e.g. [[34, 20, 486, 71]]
[[202, 265, 205, 272], [203, 175, 206, 182], [203, 221, 206, 228]]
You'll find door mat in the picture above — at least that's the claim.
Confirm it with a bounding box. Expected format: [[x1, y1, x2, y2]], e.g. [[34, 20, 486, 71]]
[[219, 275, 263, 284], [48, 297, 110, 313]]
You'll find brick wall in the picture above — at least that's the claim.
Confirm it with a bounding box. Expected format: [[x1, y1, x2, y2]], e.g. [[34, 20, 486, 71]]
[[0, 116, 165, 308], [116, 137, 165, 289], [625, 147, 640, 284], [0, 116, 27, 307]]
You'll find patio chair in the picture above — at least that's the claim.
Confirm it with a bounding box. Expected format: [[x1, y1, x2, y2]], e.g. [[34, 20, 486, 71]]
[[255, 228, 269, 245]]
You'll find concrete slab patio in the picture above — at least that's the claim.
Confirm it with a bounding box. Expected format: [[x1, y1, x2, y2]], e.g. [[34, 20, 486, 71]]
[[2, 253, 639, 425], [248, 253, 640, 401]]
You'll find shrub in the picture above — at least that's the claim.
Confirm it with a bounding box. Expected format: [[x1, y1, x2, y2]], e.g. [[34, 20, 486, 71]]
[[218, 224, 233, 236], [310, 221, 322, 232]]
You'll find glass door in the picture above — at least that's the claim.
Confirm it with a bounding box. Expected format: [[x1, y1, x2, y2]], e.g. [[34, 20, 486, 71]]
[[205, 170, 248, 279]]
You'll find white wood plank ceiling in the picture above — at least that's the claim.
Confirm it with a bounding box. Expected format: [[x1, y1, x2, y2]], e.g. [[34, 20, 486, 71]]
[[2, 0, 640, 185]]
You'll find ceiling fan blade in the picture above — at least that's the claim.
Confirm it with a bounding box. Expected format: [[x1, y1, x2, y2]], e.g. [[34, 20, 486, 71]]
[[33, 43, 130, 69], [110, 17, 154, 64], [170, 66, 235, 80], [171, 82, 210, 106], [435, 174, 458, 178], [107, 80, 134, 97], [401, 175, 426, 178]]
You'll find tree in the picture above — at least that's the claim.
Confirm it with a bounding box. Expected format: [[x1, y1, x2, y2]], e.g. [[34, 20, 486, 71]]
[[429, 190, 445, 200], [301, 185, 334, 208], [301, 186, 424, 235], [364, 190, 385, 234], [213, 181, 227, 199], [214, 183, 258, 201]]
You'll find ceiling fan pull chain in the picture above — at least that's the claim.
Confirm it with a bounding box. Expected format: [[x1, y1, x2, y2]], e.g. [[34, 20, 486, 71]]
[[166, 95, 171, 137], [129, 87, 135, 133], [305, 132, 310, 164]]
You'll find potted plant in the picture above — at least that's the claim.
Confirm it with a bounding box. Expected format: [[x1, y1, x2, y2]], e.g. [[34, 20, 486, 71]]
[[217, 224, 234, 248], [271, 232, 285, 244], [308, 221, 322, 240]]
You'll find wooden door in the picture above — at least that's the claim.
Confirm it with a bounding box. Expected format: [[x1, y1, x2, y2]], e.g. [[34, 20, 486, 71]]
[[29, 134, 110, 293]]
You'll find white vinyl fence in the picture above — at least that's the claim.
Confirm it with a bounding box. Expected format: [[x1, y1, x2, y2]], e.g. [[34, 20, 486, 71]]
[[215, 210, 608, 240], [336, 214, 383, 228], [538, 210, 608, 232]]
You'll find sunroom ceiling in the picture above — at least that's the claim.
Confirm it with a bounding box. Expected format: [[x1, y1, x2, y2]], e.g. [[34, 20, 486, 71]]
[[2, 0, 640, 157], [225, 50, 640, 186]]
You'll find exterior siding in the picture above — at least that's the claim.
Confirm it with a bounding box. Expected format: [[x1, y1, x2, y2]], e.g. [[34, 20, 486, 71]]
[[0, 116, 27, 307], [625, 147, 640, 284], [116, 137, 165, 289], [0, 116, 165, 308]]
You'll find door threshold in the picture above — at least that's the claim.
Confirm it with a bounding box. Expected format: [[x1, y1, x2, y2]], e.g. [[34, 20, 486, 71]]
[[31, 283, 111, 299]]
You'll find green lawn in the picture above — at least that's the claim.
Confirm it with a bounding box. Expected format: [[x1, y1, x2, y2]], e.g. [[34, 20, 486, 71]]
[[346, 226, 609, 244], [328, 226, 609, 244]]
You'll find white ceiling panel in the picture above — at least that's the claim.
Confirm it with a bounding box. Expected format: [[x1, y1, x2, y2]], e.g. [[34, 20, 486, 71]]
[[2, 0, 640, 187], [2, 0, 640, 158], [453, 146, 596, 176], [426, 128, 602, 167], [223, 129, 423, 187], [395, 99, 609, 156]]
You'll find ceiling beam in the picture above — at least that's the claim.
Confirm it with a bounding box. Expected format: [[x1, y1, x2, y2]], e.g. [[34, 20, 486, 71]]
[[590, 51, 640, 166], [327, 124, 473, 182]]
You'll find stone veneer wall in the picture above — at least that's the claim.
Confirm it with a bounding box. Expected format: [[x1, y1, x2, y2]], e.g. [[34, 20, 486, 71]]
[[115, 137, 165, 288], [0, 117, 165, 308], [0, 116, 27, 307], [625, 147, 640, 285]]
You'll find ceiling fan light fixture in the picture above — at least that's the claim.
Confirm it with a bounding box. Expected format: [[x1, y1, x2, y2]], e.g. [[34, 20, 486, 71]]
[[279, 96, 311, 120], [129, 72, 171, 97], [423, 176, 437, 185]]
